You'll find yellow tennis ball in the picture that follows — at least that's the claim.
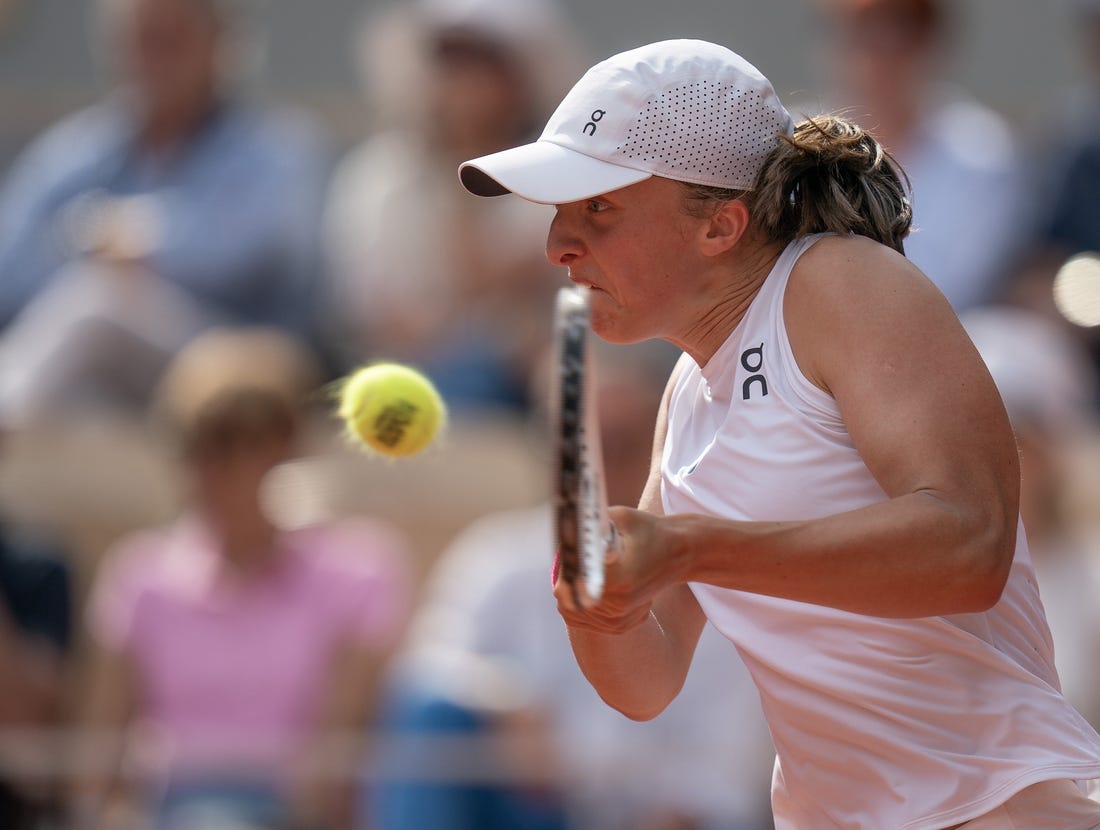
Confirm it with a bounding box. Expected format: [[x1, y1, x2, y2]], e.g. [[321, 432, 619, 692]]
[[337, 363, 446, 458]]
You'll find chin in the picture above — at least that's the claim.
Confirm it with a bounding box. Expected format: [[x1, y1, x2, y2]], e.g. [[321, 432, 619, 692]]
[[587, 292, 659, 345], [590, 315, 651, 346]]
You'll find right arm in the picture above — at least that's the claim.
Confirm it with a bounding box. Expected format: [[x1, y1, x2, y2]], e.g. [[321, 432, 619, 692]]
[[68, 542, 145, 828], [68, 643, 138, 828], [553, 361, 707, 721]]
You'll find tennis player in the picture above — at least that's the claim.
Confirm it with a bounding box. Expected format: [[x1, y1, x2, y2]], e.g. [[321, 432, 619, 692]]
[[458, 40, 1100, 829]]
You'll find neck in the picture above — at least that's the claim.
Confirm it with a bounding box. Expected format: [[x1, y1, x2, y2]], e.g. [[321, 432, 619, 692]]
[[223, 523, 280, 575], [139, 95, 218, 155], [674, 239, 784, 366], [201, 501, 280, 575]]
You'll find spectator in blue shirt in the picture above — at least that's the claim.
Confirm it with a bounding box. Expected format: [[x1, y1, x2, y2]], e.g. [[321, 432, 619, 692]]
[[0, 0, 328, 423]]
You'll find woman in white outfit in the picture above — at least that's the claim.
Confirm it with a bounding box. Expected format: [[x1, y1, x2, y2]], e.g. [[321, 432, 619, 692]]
[[458, 39, 1100, 830]]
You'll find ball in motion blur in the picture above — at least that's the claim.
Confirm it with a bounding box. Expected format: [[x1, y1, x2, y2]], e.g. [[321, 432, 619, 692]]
[[337, 363, 446, 457]]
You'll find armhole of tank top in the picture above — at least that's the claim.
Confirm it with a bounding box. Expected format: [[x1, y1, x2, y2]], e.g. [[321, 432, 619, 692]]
[[773, 235, 845, 424], [661, 351, 700, 472], [661, 350, 691, 412], [665, 351, 695, 411]]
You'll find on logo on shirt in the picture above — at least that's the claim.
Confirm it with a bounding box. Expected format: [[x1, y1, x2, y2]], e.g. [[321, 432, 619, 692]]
[[741, 343, 768, 400]]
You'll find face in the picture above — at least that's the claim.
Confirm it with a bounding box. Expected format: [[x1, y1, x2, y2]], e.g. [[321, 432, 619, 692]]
[[429, 33, 530, 154], [186, 429, 291, 521], [545, 177, 713, 346], [828, 6, 935, 106], [109, 0, 223, 112]]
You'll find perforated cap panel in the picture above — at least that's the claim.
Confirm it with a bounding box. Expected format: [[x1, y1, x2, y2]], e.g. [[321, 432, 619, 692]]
[[619, 82, 783, 189]]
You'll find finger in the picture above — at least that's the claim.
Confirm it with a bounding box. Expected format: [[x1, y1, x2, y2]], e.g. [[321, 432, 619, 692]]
[[552, 571, 580, 614]]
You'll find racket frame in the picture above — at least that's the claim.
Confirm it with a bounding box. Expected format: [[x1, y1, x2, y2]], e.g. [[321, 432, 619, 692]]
[[552, 286, 616, 609]]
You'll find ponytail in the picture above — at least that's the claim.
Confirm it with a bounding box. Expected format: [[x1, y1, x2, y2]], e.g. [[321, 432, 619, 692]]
[[750, 115, 912, 253]]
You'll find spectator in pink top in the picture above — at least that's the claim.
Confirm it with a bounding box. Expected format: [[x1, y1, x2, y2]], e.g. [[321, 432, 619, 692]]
[[72, 328, 410, 830]]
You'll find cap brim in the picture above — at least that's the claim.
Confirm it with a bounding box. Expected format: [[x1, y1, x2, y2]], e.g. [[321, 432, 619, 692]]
[[459, 141, 652, 204]]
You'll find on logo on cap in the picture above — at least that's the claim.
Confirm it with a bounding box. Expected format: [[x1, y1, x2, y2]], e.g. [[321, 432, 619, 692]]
[[583, 109, 605, 136]]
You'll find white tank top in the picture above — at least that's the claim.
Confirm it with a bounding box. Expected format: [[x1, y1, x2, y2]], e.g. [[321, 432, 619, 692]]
[[662, 234, 1100, 829]]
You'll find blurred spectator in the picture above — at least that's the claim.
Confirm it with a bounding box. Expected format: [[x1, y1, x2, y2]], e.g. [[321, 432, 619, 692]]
[[72, 328, 410, 830], [1030, 0, 1100, 260], [1013, 0, 1100, 385], [0, 526, 73, 830], [0, 0, 328, 425], [322, 0, 582, 413], [818, 0, 1027, 312], [963, 306, 1100, 730], [369, 341, 775, 830]]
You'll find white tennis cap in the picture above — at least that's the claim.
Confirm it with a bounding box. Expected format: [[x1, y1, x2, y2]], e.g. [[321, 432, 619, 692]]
[[459, 39, 794, 204]]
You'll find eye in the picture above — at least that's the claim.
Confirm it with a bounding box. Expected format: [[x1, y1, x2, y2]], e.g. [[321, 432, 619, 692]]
[[586, 199, 610, 214]]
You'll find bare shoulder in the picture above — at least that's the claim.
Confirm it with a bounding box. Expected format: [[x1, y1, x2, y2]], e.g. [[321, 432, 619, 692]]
[[784, 234, 967, 392], [789, 233, 945, 310]]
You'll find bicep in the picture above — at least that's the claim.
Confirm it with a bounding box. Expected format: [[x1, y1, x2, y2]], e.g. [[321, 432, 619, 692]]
[[651, 581, 707, 682], [790, 240, 1019, 519]]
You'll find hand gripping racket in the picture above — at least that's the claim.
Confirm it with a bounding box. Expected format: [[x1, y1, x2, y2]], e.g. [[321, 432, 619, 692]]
[[552, 286, 619, 609]]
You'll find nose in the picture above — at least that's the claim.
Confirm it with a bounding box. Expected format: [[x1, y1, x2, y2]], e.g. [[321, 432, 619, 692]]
[[545, 208, 581, 267]]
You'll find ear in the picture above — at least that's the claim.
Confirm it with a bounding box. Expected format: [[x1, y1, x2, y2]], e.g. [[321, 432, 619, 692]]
[[698, 199, 751, 256]]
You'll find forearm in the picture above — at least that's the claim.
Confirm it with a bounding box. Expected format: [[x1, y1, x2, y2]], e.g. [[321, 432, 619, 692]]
[[0, 640, 63, 723], [69, 648, 134, 827], [564, 584, 704, 721], [291, 645, 381, 827], [670, 490, 1016, 617]]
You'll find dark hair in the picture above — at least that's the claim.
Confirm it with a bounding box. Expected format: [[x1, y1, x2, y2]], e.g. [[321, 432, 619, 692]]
[[181, 387, 298, 458], [837, 0, 946, 42], [682, 115, 912, 254]]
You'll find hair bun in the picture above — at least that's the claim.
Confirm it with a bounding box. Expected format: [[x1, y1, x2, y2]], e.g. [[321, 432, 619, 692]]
[[751, 115, 912, 253]]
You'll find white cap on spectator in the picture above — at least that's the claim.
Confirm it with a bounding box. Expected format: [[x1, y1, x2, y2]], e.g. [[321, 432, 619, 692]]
[[418, 0, 563, 48], [459, 39, 794, 204]]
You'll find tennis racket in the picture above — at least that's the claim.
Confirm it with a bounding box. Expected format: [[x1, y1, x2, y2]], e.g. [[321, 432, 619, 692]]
[[551, 285, 618, 610]]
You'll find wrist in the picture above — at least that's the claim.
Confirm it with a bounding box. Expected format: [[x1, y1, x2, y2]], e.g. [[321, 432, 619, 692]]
[[661, 513, 699, 585]]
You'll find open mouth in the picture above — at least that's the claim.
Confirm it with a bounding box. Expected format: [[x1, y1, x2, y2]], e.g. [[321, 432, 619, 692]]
[[568, 275, 604, 292]]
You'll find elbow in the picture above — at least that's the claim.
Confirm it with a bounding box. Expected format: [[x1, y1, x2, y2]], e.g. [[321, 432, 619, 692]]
[[960, 566, 1009, 613], [955, 514, 1016, 613], [594, 680, 681, 722], [607, 696, 670, 723]]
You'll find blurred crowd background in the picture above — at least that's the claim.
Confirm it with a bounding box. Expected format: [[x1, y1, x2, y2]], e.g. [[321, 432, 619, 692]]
[[1, 0, 1100, 828]]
